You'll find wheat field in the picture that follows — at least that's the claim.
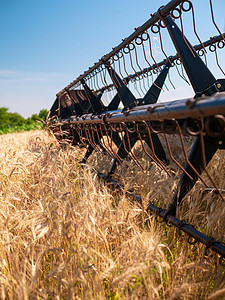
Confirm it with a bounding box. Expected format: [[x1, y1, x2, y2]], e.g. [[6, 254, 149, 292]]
[[0, 129, 224, 299]]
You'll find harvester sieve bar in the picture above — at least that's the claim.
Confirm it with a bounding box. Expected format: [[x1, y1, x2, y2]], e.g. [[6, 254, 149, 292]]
[[60, 94, 225, 125]]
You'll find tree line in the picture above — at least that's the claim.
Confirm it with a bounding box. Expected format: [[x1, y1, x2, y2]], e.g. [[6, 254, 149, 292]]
[[0, 107, 48, 134]]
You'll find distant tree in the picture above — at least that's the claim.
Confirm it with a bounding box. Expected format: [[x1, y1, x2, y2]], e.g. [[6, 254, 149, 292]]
[[31, 114, 42, 122], [9, 112, 25, 126], [0, 106, 49, 132], [0, 107, 8, 116], [25, 117, 34, 125], [31, 109, 48, 122], [0, 107, 25, 130], [0, 107, 9, 130], [38, 109, 48, 120]]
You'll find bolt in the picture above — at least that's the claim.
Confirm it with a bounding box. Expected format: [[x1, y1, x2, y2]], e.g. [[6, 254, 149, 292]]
[[186, 99, 194, 108], [218, 140, 223, 145], [217, 83, 222, 89]]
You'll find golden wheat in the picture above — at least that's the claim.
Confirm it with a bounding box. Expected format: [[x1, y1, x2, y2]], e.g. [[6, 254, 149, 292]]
[[0, 130, 224, 299]]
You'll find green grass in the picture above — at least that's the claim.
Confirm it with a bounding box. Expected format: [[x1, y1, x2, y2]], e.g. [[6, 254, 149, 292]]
[[0, 122, 42, 135]]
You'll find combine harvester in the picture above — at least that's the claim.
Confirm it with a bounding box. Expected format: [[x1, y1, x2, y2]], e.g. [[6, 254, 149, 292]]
[[47, 0, 225, 261]]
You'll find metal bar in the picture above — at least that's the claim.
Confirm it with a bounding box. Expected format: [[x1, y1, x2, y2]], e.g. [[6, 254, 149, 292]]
[[143, 61, 171, 105], [163, 15, 221, 96], [107, 94, 121, 111], [57, 0, 184, 96], [62, 94, 225, 125], [167, 135, 220, 217], [105, 62, 137, 108], [81, 79, 104, 114]]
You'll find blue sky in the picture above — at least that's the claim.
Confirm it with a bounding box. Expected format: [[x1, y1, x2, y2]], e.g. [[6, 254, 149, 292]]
[[0, 0, 225, 117]]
